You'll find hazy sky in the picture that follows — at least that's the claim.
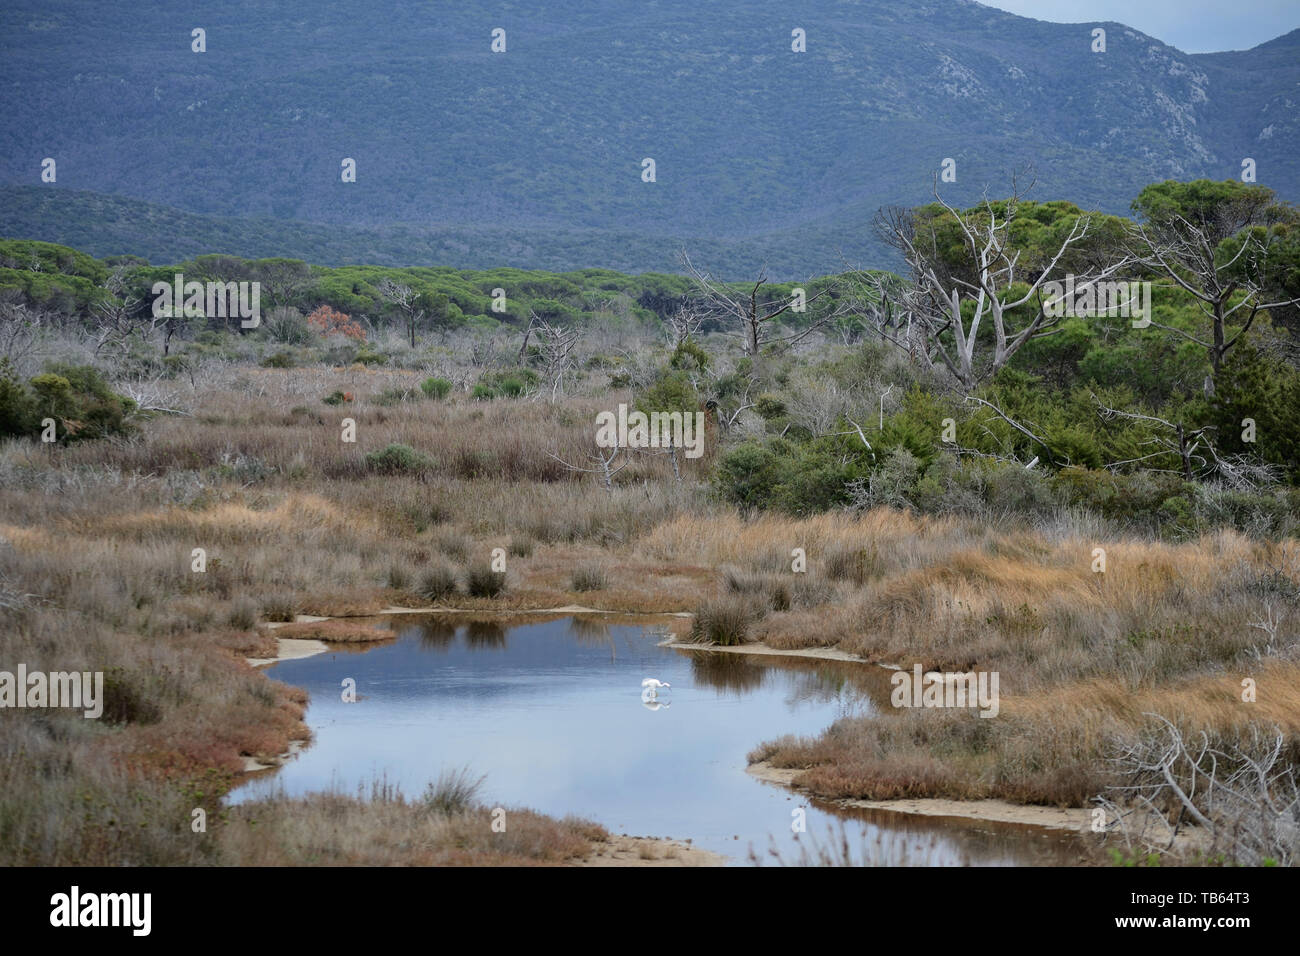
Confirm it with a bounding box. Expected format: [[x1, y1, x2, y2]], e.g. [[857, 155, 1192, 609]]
[[979, 0, 1298, 52]]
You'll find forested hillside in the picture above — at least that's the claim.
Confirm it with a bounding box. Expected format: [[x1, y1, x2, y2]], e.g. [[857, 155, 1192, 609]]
[[2, 0, 1297, 274]]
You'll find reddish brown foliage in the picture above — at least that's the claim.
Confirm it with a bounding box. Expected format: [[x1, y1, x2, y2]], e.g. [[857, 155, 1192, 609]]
[[307, 305, 365, 340]]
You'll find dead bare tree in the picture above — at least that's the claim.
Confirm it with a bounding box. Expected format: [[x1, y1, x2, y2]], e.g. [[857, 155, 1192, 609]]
[[641, 439, 687, 485], [547, 443, 629, 494], [783, 375, 851, 438], [682, 253, 837, 362], [1097, 715, 1300, 866], [528, 312, 582, 401], [377, 277, 427, 348], [1246, 603, 1296, 661], [876, 175, 1133, 388], [117, 375, 194, 416], [91, 266, 155, 357], [0, 293, 48, 372], [665, 299, 706, 350], [839, 268, 914, 347], [516, 312, 536, 363]]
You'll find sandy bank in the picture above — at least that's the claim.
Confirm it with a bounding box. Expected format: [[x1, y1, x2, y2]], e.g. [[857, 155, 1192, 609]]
[[241, 739, 309, 773], [748, 761, 1093, 832], [577, 835, 725, 866], [245, 635, 330, 668]]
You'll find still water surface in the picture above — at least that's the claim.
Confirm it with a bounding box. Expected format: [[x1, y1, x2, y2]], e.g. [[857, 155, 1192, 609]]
[[233, 614, 1089, 865]]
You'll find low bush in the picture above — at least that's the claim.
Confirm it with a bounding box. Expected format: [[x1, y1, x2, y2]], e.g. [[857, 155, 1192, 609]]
[[418, 565, 459, 601], [364, 443, 433, 474], [465, 563, 507, 597], [571, 565, 608, 592], [260, 350, 297, 368], [0, 361, 137, 443], [420, 377, 453, 399], [420, 767, 486, 816], [690, 595, 757, 645]]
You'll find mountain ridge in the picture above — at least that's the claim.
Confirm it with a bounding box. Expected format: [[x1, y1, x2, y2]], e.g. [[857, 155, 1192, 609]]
[[1, 0, 1296, 277]]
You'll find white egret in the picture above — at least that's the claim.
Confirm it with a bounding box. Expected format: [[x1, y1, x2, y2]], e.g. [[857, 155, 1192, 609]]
[[641, 678, 671, 700]]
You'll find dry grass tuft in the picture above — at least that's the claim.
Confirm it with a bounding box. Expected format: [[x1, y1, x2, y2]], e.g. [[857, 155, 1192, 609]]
[[690, 594, 759, 646], [274, 619, 394, 643]]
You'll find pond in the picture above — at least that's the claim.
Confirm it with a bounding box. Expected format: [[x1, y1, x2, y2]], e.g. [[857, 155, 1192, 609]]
[[233, 614, 1092, 866]]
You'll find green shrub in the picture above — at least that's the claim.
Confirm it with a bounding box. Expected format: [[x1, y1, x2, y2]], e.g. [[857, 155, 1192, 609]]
[[669, 339, 710, 372], [714, 430, 875, 515], [983, 461, 1058, 514], [420, 377, 453, 399], [260, 350, 296, 368], [373, 386, 418, 406], [714, 443, 786, 510], [1051, 467, 1186, 524], [494, 375, 528, 397], [1158, 495, 1196, 536], [364, 443, 433, 474], [475, 368, 539, 400], [1192, 485, 1300, 538], [0, 364, 35, 437], [849, 448, 921, 510], [753, 394, 787, 420], [0, 362, 137, 443], [636, 370, 699, 417], [1207, 342, 1300, 483]]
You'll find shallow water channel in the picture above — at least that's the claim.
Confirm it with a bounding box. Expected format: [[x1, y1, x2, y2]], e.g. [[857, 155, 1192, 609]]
[[233, 614, 1091, 865]]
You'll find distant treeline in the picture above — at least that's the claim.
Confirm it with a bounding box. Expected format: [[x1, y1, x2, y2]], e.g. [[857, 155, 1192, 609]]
[[0, 237, 847, 334]]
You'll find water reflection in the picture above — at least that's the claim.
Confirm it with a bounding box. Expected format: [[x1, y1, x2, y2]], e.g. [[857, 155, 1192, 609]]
[[416, 618, 457, 651], [463, 620, 507, 649], [688, 652, 768, 694], [567, 616, 613, 643]]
